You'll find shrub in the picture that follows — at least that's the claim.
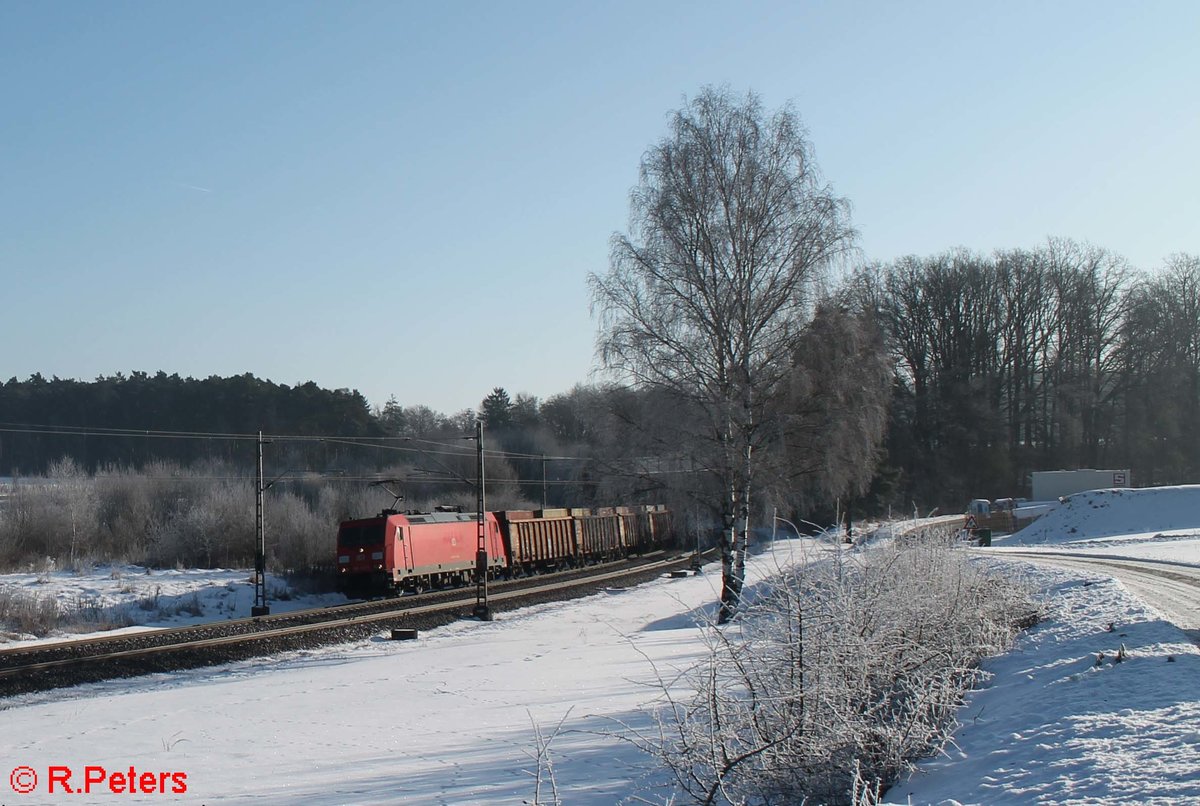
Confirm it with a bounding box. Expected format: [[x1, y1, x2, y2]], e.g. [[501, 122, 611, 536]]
[[640, 528, 1038, 805], [0, 587, 135, 637], [0, 586, 60, 636]]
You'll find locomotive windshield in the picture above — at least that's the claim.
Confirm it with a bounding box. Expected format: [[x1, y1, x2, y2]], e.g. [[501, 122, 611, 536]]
[[338, 522, 386, 547]]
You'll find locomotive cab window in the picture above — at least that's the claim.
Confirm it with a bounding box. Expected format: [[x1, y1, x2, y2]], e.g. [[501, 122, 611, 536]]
[[338, 523, 386, 547]]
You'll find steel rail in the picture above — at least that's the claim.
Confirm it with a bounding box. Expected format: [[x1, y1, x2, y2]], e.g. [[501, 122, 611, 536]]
[[0, 552, 675, 668], [0, 550, 710, 697]]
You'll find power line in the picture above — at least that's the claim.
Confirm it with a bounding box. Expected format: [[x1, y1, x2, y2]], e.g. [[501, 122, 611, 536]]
[[404, 476, 591, 486], [0, 424, 249, 441], [0, 421, 601, 464]]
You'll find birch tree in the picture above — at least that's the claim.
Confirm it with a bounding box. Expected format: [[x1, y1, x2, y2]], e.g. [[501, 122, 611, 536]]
[[589, 87, 855, 620]]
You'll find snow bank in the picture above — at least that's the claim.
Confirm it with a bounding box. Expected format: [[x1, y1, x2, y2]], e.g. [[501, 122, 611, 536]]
[[887, 563, 1200, 805], [1001, 486, 1200, 546]]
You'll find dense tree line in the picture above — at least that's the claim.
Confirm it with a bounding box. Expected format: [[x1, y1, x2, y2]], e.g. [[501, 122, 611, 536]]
[[856, 243, 1200, 508], [0, 382, 716, 572], [0, 372, 380, 475], [374, 384, 678, 513]]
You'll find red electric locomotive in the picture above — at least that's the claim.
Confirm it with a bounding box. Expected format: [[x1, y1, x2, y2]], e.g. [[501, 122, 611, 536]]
[[336, 509, 505, 596]]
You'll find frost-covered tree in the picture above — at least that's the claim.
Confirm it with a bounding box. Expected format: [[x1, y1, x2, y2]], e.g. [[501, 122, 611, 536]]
[[590, 87, 855, 620]]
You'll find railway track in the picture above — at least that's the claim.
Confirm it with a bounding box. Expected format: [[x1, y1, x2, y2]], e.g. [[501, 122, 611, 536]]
[[0, 552, 678, 670], [0, 551, 707, 699]]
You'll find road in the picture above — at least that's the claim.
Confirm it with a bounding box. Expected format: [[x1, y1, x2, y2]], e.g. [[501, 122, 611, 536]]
[[986, 549, 1200, 642]]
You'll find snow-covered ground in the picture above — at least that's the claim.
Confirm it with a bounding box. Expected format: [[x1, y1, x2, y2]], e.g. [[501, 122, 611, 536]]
[[0, 564, 345, 646], [888, 487, 1200, 804], [886, 564, 1200, 805], [990, 485, 1196, 552], [0, 539, 819, 805], [2, 489, 1200, 804]]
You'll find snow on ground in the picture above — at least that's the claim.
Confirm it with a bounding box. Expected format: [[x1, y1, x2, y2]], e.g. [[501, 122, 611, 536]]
[[996, 485, 1200, 554], [887, 486, 1200, 804], [0, 565, 346, 646], [885, 564, 1200, 805], [4, 489, 1200, 805], [0, 540, 817, 805]]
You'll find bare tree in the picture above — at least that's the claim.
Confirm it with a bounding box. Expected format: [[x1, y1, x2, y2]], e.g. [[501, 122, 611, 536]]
[[1118, 253, 1200, 483], [589, 87, 855, 620], [1044, 239, 1131, 468]]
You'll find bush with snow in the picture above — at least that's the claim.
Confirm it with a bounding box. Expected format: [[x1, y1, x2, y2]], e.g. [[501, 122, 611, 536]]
[[641, 528, 1038, 805], [0, 462, 398, 573], [0, 585, 137, 638]]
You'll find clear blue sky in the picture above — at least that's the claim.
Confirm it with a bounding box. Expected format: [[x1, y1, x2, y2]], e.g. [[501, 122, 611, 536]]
[[2, 1, 1196, 416]]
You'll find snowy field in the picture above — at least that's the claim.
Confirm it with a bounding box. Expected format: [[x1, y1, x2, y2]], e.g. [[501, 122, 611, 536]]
[[2, 489, 1200, 804], [0, 565, 345, 646], [886, 564, 1200, 805], [1, 540, 818, 805]]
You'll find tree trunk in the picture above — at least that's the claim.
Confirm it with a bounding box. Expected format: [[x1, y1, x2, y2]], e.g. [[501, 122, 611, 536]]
[[718, 482, 738, 623], [719, 438, 753, 623]]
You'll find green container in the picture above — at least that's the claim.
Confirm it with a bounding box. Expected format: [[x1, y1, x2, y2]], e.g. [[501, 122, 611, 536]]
[[975, 529, 992, 547]]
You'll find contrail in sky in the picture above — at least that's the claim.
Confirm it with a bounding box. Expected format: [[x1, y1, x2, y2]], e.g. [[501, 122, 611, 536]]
[[177, 183, 213, 193]]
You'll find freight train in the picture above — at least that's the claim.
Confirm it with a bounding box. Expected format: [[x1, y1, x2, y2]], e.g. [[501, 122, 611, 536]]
[[335, 505, 673, 596]]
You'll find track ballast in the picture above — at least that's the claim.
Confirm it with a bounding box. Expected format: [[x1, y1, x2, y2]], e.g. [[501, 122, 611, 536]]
[[0, 551, 707, 698]]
